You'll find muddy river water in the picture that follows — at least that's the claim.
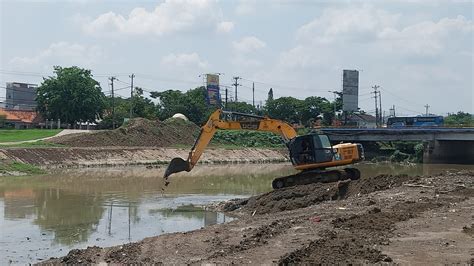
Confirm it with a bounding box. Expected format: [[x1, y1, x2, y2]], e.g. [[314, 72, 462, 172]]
[[1, 163, 473, 264]]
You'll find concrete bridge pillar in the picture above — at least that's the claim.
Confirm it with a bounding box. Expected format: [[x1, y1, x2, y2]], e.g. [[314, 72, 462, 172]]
[[424, 140, 474, 164]]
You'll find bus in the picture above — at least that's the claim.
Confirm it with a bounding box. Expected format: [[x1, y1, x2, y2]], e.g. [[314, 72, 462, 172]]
[[386, 116, 444, 128]]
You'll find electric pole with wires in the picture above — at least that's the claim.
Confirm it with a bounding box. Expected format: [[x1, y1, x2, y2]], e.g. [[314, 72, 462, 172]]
[[232, 76, 241, 102], [252, 82, 255, 107], [372, 85, 380, 127], [109, 76, 116, 129], [129, 73, 135, 119]]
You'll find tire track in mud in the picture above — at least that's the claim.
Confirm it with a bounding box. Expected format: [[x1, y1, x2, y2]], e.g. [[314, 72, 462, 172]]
[[206, 218, 299, 260], [278, 187, 473, 265]]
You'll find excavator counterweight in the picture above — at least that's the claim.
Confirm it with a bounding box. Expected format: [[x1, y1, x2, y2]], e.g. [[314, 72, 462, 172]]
[[163, 109, 364, 189]]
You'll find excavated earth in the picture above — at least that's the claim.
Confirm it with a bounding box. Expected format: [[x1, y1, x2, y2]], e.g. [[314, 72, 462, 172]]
[[48, 118, 200, 147], [42, 170, 474, 265]]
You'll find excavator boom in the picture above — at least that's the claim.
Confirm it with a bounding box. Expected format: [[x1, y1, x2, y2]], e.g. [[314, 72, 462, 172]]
[[164, 109, 297, 178], [164, 109, 364, 189]]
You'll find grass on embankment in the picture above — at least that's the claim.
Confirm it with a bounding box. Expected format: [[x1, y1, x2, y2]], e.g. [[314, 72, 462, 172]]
[[0, 161, 45, 176], [0, 129, 62, 142], [0, 140, 65, 148]]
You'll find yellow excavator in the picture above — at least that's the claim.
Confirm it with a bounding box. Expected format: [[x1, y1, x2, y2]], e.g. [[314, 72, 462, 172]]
[[164, 109, 364, 189]]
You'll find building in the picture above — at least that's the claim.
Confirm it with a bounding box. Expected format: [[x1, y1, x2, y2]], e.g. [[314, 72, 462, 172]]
[[0, 108, 43, 129], [5, 82, 37, 111]]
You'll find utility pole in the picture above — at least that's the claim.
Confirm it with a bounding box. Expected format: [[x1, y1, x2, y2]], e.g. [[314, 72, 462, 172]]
[[379, 90, 383, 125], [372, 85, 380, 127], [232, 76, 241, 102], [389, 105, 396, 117], [129, 73, 135, 119], [424, 104, 430, 116], [225, 87, 228, 108], [252, 82, 255, 107], [109, 76, 116, 129]]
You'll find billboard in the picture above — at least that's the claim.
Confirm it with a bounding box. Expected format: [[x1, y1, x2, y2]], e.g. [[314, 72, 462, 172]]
[[206, 74, 221, 106], [342, 70, 359, 112]]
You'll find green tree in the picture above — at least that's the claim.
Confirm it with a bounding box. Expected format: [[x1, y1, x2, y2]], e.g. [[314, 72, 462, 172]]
[[225, 101, 257, 114], [99, 97, 130, 129], [36, 66, 106, 125], [444, 111, 473, 127], [265, 97, 303, 123], [267, 88, 274, 104], [300, 96, 331, 126], [151, 87, 214, 125], [132, 87, 158, 119]]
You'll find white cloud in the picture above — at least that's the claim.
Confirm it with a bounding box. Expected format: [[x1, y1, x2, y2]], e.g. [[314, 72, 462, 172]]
[[83, 0, 228, 36], [281, 5, 473, 69], [161, 52, 208, 69], [235, 0, 257, 15], [233, 36, 266, 53], [216, 21, 234, 33], [378, 15, 473, 56], [296, 5, 400, 44], [9, 42, 102, 68]]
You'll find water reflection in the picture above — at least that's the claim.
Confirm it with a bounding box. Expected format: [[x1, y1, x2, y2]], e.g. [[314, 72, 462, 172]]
[[1, 163, 473, 264], [33, 189, 105, 245]]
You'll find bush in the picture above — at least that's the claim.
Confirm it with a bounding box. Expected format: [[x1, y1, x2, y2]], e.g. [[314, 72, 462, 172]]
[[211, 130, 285, 148]]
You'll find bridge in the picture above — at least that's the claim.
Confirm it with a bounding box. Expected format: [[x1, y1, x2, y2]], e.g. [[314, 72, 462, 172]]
[[321, 128, 474, 164]]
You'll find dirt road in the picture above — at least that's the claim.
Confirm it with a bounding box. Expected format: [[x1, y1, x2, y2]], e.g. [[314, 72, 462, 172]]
[[43, 170, 474, 264]]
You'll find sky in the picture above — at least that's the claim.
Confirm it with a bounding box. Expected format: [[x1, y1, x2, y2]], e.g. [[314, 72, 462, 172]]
[[0, 0, 473, 116]]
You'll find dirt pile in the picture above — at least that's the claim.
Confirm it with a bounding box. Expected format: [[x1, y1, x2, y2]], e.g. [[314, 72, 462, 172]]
[[224, 174, 421, 215], [48, 118, 200, 147]]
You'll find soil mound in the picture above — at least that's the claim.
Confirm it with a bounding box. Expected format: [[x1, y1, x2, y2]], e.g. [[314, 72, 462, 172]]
[[48, 118, 200, 147], [226, 174, 420, 215]]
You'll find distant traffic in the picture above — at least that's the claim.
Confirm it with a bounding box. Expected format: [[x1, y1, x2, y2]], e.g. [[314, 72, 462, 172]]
[[387, 116, 444, 128]]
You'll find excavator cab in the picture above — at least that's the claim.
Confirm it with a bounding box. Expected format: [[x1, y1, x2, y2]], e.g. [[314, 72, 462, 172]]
[[288, 134, 334, 166]]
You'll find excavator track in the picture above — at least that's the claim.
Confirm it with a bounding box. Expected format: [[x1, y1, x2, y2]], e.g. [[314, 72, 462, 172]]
[[271, 167, 361, 189]]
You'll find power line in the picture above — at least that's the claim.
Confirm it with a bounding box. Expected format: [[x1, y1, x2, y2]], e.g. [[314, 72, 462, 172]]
[[378, 86, 422, 108]]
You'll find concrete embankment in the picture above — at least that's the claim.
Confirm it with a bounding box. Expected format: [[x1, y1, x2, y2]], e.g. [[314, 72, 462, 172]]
[[0, 147, 288, 168]]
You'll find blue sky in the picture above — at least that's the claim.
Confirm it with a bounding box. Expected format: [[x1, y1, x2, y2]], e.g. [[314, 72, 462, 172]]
[[1, 0, 472, 115]]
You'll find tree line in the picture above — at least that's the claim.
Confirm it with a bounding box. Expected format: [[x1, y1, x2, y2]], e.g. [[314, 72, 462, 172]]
[[34, 66, 472, 128], [34, 66, 341, 128]]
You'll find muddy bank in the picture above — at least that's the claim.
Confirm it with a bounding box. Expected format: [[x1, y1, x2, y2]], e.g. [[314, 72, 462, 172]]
[[44, 170, 474, 265], [0, 147, 287, 168]]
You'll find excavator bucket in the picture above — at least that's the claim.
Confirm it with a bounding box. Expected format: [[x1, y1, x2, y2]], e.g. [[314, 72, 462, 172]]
[[164, 157, 190, 178]]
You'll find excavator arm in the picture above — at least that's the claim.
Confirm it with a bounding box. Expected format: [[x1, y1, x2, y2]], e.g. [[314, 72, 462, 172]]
[[164, 109, 297, 178]]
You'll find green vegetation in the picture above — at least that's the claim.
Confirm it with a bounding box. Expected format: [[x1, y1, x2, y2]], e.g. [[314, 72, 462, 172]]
[[211, 131, 285, 148], [0, 140, 65, 148], [372, 141, 425, 163], [150, 87, 216, 125], [0, 161, 45, 175], [0, 129, 62, 142], [36, 66, 341, 130], [445, 111, 473, 127], [265, 96, 334, 126], [37, 66, 106, 125]]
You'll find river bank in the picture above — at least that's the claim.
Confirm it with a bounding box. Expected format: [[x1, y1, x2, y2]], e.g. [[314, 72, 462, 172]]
[[0, 147, 287, 169], [40, 169, 473, 264]]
